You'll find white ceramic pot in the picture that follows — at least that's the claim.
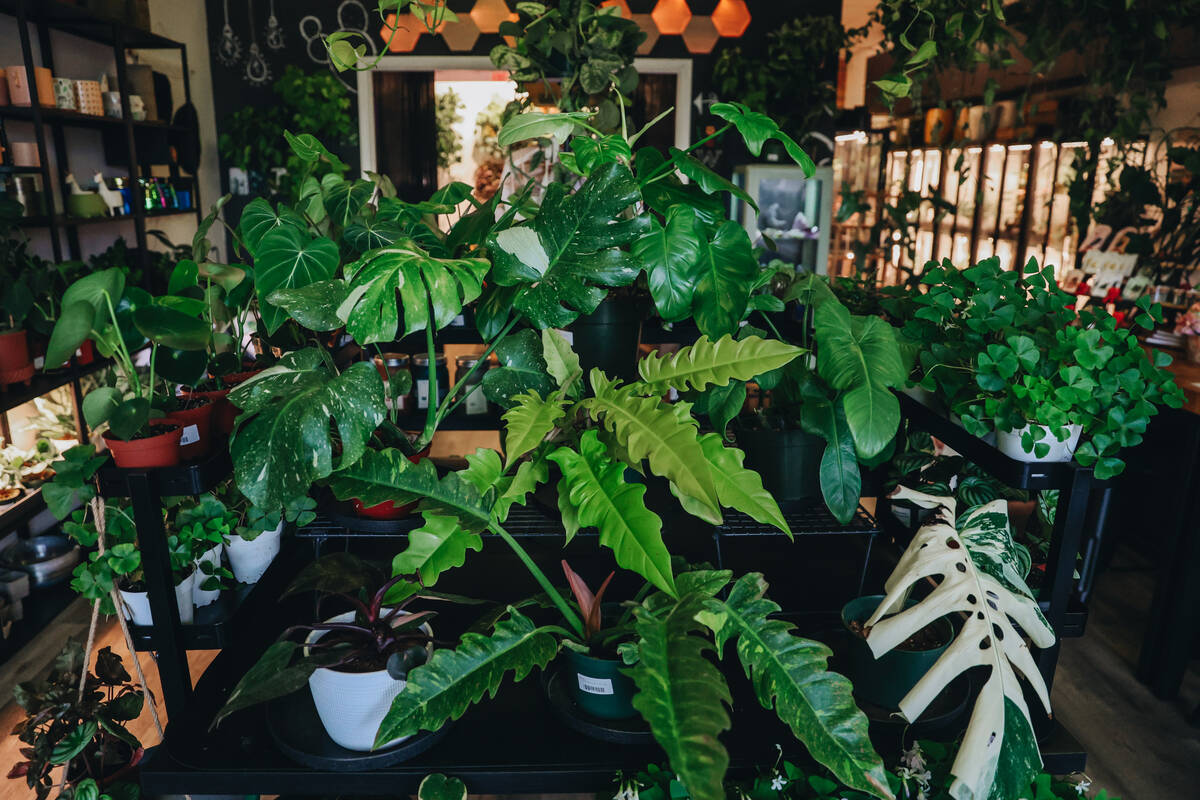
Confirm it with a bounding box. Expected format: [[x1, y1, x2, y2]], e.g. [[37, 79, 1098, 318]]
[[305, 610, 430, 752], [997, 423, 1082, 463], [192, 543, 224, 607], [900, 385, 938, 409], [227, 521, 283, 584], [119, 571, 195, 626]]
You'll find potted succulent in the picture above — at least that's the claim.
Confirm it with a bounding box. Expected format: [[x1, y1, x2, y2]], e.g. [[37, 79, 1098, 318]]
[[213, 554, 436, 752], [9, 640, 144, 800]]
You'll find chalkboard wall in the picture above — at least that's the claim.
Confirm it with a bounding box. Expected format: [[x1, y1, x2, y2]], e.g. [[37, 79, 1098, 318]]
[[204, 0, 841, 195]]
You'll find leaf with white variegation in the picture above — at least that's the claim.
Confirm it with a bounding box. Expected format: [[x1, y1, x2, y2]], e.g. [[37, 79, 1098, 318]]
[[638, 334, 803, 393], [336, 240, 488, 345], [702, 573, 890, 798], [549, 431, 675, 597], [865, 487, 1055, 800], [374, 610, 559, 746], [541, 329, 581, 394], [229, 350, 385, 508], [501, 390, 567, 467], [584, 371, 720, 523], [630, 592, 731, 800], [392, 513, 482, 586]]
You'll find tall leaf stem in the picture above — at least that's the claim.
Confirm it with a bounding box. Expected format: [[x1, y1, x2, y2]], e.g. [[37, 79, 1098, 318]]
[[639, 123, 733, 187], [488, 520, 584, 638], [434, 316, 520, 422], [421, 317, 438, 444]]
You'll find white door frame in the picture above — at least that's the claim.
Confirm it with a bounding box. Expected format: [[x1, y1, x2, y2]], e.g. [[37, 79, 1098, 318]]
[[356, 56, 693, 175]]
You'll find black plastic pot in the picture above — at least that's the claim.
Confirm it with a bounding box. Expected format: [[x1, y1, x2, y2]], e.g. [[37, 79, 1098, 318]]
[[841, 595, 953, 711], [736, 428, 824, 503], [570, 299, 642, 383]]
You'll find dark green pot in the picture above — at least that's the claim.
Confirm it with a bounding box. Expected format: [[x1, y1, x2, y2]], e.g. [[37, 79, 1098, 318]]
[[841, 595, 952, 711], [570, 299, 642, 383], [562, 649, 638, 720], [737, 428, 824, 502]]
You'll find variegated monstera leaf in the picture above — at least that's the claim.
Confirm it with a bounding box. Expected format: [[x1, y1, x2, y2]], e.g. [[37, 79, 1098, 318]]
[[865, 486, 1055, 800]]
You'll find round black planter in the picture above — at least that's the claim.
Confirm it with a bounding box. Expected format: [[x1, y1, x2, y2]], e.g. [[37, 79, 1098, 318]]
[[570, 298, 642, 383], [736, 427, 824, 503]]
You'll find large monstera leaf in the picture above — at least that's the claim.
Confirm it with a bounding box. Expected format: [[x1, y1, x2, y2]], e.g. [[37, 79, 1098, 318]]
[[630, 591, 732, 800], [638, 334, 803, 393], [865, 487, 1055, 800], [338, 240, 489, 345], [229, 350, 386, 508], [703, 574, 890, 798], [584, 371, 720, 523], [814, 301, 906, 459], [487, 161, 650, 328], [548, 430, 675, 597], [255, 226, 340, 334], [374, 609, 559, 746]]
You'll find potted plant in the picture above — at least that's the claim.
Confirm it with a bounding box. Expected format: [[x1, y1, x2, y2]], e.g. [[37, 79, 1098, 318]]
[[9, 640, 144, 800], [213, 554, 436, 752], [840, 593, 952, 711], [170, 494, 236, 608], [557, 561, 640, 720], [43, 268, 212, 468], [0, 198, 39, 388], [213, 482, 313, 584]]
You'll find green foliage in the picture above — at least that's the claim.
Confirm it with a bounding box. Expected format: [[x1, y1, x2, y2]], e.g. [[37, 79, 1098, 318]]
[[435, 88, 464, 170], [638, 335, 803, 394]]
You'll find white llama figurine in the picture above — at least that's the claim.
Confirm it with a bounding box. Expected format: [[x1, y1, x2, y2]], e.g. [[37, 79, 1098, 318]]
[[64, 173, 86, 195], [93, 172, 124, 216]]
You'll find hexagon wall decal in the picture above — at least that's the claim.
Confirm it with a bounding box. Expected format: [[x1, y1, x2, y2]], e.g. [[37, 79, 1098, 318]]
[[380, 13, 424, 52], [600, 0, 632, 17], [681, 14, 718, 53], [631, 13, 659, 54], [711, 0, 750, 37], [441, 16, 481, 51], [470, 0, 516, 34], [650, 0, 691, 36]]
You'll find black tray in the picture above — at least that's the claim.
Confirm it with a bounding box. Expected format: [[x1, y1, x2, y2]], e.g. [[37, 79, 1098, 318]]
[[542, 663, 654, 745], [266, 685, 451, 771]]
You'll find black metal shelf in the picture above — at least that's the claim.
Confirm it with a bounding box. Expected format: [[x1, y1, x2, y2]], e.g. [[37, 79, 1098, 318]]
[[0, 105, 185, 132], [896, 392, 1101, 490], [0, 0, 183, 49], [17, 208, 195, 229], [716, 502, 880, 538], [0, 356, 110, 415], [0, 580, 79, 670], [394, 410, 504, 431], [97, 447, 231, 499], [0, 486, 46, 532]]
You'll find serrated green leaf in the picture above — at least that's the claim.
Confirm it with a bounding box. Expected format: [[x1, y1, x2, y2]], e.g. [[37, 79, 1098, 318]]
[[694, 434, 789, 536], [549, 431, 675, 597], [375, 610, 559, 745], [392, 512, 483, 586], [502, 390, 568, 467], [638, 334, 802, 393], [542, 328, 582, 391]]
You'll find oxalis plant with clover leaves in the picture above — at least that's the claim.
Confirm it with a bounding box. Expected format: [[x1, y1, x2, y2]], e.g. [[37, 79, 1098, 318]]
[[897, 256, 1182, 479]]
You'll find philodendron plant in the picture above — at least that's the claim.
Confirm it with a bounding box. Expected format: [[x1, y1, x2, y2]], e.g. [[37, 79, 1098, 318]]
[[863, 486, 1055, 800], [306, 334, 891, 800]]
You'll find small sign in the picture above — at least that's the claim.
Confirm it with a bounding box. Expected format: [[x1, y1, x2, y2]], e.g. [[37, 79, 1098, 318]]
[[417, 379, 430, 409], [576, 674, 614, 695], [179, 424, 201, 446]]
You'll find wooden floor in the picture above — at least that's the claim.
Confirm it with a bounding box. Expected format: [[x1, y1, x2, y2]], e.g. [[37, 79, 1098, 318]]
[[0, 548, 1194, 799]]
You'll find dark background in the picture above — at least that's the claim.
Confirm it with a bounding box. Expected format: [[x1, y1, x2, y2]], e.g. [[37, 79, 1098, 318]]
[[204, 0, 841, 196]]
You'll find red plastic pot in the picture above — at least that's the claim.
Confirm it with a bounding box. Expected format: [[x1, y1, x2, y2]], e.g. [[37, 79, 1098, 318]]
[[350, 446, 431, 520], [103, 425, 183, 469], [167, 398, 214, 461], [76, 339, 96, 365], [184, 389, 235, 436], [0, 329, 34, 388], [221, 368, 264, 386]]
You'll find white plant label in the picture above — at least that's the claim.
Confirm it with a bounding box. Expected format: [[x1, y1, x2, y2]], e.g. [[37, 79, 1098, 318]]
[[179, 424, 201, 446], [465, 391, 487, 415], [417, 379, 430, 409], [576, 675, 614, 695], [452, 313, 465, 326], [33, 357, 44, 369]]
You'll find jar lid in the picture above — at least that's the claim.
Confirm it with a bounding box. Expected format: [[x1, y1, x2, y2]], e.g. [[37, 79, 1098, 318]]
[[412, 353, 446, 366], [374, 352, 410, 367], [455, 354, 491, 369]]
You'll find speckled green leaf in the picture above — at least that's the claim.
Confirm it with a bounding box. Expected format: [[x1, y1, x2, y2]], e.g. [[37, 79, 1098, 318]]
[[482, 329, 556, 409]]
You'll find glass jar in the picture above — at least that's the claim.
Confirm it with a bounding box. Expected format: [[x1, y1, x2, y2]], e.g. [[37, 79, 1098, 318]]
[[454, 354, 493, 416], [373, 352, 412, 412], [412, 352, 448, 410]]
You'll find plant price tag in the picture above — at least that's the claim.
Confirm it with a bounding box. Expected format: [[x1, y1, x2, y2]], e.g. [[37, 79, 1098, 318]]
[[417, 379, 429, 409], [180, 424, 201, 446], [576, 674, 614, 695]]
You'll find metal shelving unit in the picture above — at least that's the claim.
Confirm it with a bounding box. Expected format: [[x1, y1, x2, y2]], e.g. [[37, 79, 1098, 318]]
[[0, 0, 202, 275]]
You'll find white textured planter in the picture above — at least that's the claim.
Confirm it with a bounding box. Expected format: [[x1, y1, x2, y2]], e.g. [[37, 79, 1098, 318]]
[[305, 610, 430, 752], [227, 521, 283, 584], [900, 385, 938, 408], [192, 543, 224, 607], [119, 571, 195, 626], [997, 423, 1082, 463]]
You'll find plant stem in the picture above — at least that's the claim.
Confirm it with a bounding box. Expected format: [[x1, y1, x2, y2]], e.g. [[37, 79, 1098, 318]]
[[433, 316, 519, 421], [421, 320, 438, 445], [489, 520, 583, 637], [639, 123, 733, 187]]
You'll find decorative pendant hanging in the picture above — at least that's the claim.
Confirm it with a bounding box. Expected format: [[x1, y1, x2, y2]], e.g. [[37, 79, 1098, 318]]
[[265, 0, 285, 50], [244, 0, 272, 86], [217, 0, 242, 67]]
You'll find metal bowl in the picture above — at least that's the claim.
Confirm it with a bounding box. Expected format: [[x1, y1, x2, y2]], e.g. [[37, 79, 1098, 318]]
[[1, 535, 80, 587]]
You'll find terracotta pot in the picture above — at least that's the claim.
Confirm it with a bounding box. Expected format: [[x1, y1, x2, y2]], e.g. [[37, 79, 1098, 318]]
[[351, 446, 430, 519], [103, 425, 182, 469], [0, 329, 34, 388], [166, 399, 214, 461], [924, 108, 954, 145], [221, 368, 264, 386], [185, 388, 235, 435], [77, 339, 96, 364]]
